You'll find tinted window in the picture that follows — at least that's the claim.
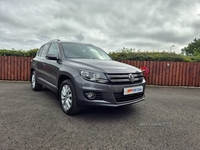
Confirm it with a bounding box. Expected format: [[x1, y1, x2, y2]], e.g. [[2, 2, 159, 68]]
[[41, 44, 50, 57], [48, 43, 59, 56]]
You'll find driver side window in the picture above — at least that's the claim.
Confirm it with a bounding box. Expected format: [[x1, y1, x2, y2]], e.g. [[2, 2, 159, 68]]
[[41, 44, 50, 57], [48, 43, 59, 56]]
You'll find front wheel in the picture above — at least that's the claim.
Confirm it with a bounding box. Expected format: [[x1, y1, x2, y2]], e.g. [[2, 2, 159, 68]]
[[59, 79, 81, 115], [31, 71, 42, 91]]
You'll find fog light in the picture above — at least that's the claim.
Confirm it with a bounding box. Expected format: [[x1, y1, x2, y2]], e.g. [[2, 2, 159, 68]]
[[85, 92, 96, 100]]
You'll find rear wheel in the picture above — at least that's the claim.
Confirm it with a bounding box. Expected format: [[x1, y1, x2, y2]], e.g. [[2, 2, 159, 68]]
[[31, 71, 42, 91], [59, 79, 81, 115]]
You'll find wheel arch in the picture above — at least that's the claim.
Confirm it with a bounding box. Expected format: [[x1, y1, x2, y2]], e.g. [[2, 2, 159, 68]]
[[57, 73, 77, 91], [30, 68, 35, 82]]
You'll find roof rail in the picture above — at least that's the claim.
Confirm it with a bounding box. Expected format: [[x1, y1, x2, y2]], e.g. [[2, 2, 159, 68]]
[[48, 39, 60, 42], [86, 43, 94, 46]]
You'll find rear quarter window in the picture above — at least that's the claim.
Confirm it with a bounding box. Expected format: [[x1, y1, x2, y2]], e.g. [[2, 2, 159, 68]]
[[37, 46, 44, 56]]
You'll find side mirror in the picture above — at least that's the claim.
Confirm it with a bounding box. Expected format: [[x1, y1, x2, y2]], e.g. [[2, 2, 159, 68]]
[[46, 53, 59, 60]]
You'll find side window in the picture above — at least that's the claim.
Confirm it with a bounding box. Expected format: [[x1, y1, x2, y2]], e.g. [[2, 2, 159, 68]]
[[41, 44, 50, 57], [48, 43, 59, 56], [37, 46, 44, 56]]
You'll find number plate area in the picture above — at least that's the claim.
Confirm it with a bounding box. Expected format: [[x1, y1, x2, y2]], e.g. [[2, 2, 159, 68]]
[[123, 86, 143, 95]]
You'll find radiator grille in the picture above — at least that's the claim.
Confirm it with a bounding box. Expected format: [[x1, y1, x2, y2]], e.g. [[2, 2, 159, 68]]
[[106, 72, 143, 84]]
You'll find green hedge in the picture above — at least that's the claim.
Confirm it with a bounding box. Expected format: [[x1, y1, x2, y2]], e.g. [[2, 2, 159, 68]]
[[0, 49, 38, 57], [1, 48, 200, 62], [108, 51, 200, 62]]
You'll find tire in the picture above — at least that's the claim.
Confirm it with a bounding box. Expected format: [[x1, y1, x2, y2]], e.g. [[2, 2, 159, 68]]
[[31, 71, 42, 91], [59, 79, 81, 115]]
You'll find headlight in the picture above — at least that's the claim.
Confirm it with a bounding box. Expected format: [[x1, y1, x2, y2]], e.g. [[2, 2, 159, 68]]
[[79, 70, 108, 83]]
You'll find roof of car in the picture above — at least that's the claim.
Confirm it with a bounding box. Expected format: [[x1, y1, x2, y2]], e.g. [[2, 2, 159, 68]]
[[46, 39, 95, 46]]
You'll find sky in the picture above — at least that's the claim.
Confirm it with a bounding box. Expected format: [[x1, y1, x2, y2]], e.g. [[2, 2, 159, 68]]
[[0, 0, 200, 53]]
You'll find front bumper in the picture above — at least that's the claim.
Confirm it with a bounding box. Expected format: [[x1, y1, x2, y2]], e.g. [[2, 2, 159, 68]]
[[74, 76, 146, 107]]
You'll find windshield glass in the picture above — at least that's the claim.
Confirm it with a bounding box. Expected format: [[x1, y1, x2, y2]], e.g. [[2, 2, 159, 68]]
[[61, 43, 111, 60]]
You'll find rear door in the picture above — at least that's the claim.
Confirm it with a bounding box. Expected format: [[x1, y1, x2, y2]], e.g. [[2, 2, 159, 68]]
[[36, 44, 50, 84]]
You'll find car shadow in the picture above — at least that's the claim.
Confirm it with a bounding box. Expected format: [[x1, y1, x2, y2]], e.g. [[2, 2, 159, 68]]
[[41, 88, 143, 122], [74, 105, 142, 123]]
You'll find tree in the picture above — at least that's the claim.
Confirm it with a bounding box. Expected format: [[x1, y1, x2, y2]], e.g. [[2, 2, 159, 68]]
[[194, 47, 200, 56], [181, 37, 200, 56]]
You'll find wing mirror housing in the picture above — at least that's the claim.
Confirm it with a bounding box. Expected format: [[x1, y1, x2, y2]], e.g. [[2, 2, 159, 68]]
[[46, 54, 59, 60]]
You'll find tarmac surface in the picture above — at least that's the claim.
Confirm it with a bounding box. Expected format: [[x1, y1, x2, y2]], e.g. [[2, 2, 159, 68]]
[[0, 81, 200, 150]]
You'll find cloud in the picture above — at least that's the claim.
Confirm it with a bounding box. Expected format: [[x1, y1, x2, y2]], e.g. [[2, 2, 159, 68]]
[[0, 0, 200, 53], [0, 28, 11, 34]]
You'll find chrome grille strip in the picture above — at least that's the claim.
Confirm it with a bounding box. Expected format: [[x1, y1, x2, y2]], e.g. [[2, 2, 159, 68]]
[[108, 75, 128, 78], [110, 79, 130, 82], [106, 72, 143, 83]]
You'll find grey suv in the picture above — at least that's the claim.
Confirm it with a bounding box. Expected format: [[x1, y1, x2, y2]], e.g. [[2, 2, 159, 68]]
[[31, 39, 146, 115]]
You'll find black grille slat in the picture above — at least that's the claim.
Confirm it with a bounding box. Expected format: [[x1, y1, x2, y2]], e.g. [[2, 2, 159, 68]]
[[95, 93, 103, 99], [114, 92, 144, 102]]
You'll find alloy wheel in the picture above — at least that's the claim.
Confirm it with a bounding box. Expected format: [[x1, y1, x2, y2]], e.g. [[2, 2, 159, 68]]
[[61, 84, 72, 111]]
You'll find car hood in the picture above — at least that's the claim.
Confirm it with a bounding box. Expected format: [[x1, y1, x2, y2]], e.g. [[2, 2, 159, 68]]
[[63, 59, 141, 73]]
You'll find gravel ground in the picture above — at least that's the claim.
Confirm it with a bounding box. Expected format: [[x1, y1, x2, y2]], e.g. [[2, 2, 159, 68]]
[[0, 81, 200, 150]]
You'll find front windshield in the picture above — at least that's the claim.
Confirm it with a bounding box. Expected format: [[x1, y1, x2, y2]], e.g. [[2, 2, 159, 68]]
[[61, 43, 111, 60]]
